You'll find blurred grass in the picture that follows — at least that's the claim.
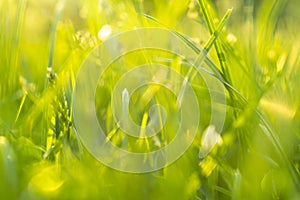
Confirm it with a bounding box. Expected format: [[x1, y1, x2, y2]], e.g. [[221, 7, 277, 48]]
[[1, 0, 300, 199]]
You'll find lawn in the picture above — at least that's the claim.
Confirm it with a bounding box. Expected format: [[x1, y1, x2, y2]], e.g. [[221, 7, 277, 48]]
[[1, 0, 300, 199]]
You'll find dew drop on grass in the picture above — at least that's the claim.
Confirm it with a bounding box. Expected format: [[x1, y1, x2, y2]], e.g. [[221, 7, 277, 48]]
[[227, 33, 237, 45], [198, 125, 223, 159], [98, 24, 112, 41]]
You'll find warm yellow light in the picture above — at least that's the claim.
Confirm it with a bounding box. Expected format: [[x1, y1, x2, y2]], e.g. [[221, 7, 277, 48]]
[[259, 98, 296, 119]]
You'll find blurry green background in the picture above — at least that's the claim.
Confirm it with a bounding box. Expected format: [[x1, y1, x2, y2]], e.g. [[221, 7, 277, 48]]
[[1, 0, 300, 199]]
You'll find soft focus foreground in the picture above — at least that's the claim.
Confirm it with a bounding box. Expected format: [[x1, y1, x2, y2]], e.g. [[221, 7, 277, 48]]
[[1, 0, 300, 199]]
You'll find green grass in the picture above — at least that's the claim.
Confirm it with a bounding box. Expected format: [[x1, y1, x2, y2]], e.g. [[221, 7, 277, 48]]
[[1, 0, 300, 199]]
